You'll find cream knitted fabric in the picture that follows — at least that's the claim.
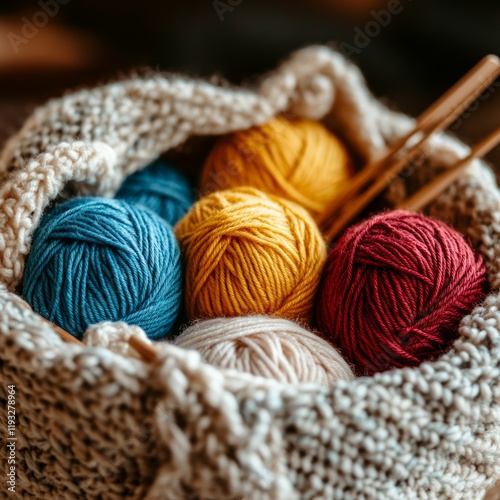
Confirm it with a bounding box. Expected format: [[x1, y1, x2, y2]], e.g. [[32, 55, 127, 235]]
[[83, 322, 152, 360], [0, 46, 499, 499]]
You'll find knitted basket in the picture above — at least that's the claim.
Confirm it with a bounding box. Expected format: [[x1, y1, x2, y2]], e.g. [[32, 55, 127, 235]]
[[1, 46, 499, 499]]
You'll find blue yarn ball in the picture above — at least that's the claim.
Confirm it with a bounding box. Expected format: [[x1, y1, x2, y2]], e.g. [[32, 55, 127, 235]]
[[116, 160, 194, 226], [23, 197, 183, 341]]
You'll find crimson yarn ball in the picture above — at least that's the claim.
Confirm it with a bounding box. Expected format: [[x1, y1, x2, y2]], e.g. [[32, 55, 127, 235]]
[[316, 210, 487, 376]]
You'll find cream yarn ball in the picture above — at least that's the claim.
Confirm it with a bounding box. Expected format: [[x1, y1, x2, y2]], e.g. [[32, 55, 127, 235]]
[[174, 315, 355, 386]]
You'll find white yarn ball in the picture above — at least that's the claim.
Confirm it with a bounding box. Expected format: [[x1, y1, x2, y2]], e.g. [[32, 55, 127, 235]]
[[174, 316, 355, 386]]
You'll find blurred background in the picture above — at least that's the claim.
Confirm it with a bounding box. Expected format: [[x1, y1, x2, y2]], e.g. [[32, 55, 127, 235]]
[[0, 0, 499, 163]]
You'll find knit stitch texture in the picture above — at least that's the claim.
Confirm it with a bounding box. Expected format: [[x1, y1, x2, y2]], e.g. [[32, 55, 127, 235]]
[[0, 46, 499, 499]]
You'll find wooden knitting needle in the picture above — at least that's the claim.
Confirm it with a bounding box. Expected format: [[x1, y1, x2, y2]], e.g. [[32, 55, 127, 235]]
[[323, 56, 500, 240], [17, 297, 159, 360], [128, 335, 158, 362], [49, 321, 85, 346], [46, 315, 159, 361], [320, 54, 500, 229], [320, 55, 500, 241], [17, 299, 85, 346], [398, 128, 500, 212], [320, 55, 500, 229], [52, 319, 159, 361]]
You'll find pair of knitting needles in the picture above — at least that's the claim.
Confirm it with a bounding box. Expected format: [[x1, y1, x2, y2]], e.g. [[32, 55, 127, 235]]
[[22, 55, 500, 362], [319, 54, 500, 243]]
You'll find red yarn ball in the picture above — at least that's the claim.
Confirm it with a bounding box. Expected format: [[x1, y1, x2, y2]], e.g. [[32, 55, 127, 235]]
[[316, 210, 488, 376]]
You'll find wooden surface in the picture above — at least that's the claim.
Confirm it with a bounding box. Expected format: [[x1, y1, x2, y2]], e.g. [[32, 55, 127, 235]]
[[486, 483, 500, 499]]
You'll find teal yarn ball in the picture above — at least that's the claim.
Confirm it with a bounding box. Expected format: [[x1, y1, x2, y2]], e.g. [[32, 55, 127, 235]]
[[23, 197, 183, 340], [116, 160, 194, 226]]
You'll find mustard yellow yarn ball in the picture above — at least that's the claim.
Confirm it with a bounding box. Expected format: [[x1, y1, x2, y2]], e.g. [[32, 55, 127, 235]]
[[175, 187, 327, 321], [200, 117, 352, 222]]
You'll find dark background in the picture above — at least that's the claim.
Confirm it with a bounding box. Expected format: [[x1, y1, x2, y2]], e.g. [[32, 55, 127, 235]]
[[0, 0, 499, 163]]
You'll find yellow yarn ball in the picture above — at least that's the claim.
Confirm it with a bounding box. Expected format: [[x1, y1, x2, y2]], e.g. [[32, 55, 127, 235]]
[[200, 117, 352, 222], [175, 187, 327, 321]]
